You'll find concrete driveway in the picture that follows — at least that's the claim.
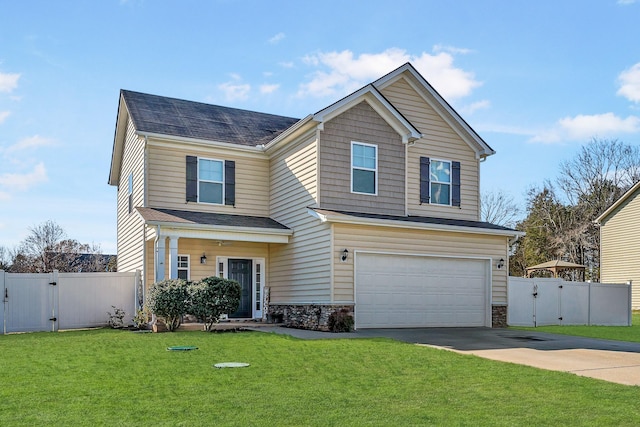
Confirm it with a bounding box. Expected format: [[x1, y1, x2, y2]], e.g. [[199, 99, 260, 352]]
[[250, 326, 640, 386]]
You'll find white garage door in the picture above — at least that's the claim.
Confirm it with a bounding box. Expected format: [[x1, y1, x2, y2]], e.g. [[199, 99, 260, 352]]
[[355, 253, 489, 328]]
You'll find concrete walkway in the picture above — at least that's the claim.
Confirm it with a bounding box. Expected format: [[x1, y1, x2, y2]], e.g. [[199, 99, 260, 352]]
[[246, 326, 640, 386]]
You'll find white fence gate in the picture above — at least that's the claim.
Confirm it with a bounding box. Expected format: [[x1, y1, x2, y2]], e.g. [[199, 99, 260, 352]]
[[1, 270, 139, 334], [508, 277, 631, 327]]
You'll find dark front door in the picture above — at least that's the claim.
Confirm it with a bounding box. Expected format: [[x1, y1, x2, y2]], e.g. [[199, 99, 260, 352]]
[[228, 259, 252, 318]]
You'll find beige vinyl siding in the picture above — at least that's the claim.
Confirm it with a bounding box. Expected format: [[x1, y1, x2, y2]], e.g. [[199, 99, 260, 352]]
[[600, 191, 640, 308], [269, 135, 333, 303], [144, 236, 269, 288], [319, 101, 405, 216], [116, 117, 145, 274], [146, 141, 270, 217], [332, 223, 509, 304], [380, 78, 480, 220]]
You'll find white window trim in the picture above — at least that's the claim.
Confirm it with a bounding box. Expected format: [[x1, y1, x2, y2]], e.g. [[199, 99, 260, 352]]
[[429, 158, 452, 206], [350, 141, 378, 196], [177, 254, 190, 280], [197, 157, 225, 205], [216, 256, 266, 319]]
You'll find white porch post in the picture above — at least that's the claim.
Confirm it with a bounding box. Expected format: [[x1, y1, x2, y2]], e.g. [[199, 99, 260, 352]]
[[155, 236, 166, 282], [168, 236, 179, 279]]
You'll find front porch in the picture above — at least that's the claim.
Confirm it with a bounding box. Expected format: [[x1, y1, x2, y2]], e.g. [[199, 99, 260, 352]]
[[136, 207, 292, 320]]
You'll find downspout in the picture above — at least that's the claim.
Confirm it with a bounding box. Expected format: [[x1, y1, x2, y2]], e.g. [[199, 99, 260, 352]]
[[405, 142, 409, 216]]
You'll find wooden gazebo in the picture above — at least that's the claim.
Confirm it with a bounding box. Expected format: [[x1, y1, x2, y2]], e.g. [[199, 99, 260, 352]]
[[525, 260, 586, 279]]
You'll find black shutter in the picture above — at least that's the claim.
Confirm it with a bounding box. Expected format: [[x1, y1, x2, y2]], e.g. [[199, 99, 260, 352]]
[[452, 161, 461, 207], [225, 160, 235, 206], [419, 157, 430, 204], [186, 156, 198, 202]]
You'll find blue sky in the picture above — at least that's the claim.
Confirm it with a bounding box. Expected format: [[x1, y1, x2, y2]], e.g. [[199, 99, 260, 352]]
[[1, 0, 639, 254]]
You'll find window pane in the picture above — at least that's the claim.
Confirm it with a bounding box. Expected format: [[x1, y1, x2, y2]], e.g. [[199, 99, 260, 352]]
[[177, 270, 188, 280], [430, 160, 451, 183], [431, 183, 450, 205], [199, 181, 223, 203], [199, 159, 223, 181], [353, 169, 376, 194], [352, 144, 376, 169]]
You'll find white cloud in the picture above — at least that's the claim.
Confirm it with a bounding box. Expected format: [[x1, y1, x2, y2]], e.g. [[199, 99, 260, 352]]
[[617, 63, 640, 103], [297, 48, 481, 101], [218, 75, 251, 102], [0, 191, 9, 201], [5, 135, 54, 154], [459, 100, 491, 115], [268, 32, 285, 44], [530, 113, 640, 143], [433, 44, 474, 55], [279, 61, 294, 69], [617, 0, 637, 5], [0, 72, 20, 93], [0, 111, 9, 124], [0, 162, 48, 191], [260, 83, 280, 94]]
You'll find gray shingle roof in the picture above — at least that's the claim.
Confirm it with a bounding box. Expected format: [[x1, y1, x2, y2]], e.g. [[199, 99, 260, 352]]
[[121, 90, 300, 147], [136, 207, 290, 230], [311, 208, 517, 232]]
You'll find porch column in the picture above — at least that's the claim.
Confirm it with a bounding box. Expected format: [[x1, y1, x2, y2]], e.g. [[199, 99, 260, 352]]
[[155, 237, 166, 282], [168, 236, 179, 279]]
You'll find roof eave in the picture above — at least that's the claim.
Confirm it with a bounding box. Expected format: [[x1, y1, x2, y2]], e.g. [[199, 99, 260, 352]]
[[373, 63, 495, 158], [595, 180, 640, 223], [307, 208, 524, 238], [108, 91, 129, 186]]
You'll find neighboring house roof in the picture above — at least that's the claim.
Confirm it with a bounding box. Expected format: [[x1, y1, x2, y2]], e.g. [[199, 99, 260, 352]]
[[308, 208, 522, 237], [121, 90, 300, 146], [136, 207, 290, 230], [595, 180, 640, 224]]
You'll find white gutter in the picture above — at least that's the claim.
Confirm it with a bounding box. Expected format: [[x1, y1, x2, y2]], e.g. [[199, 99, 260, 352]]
[[137, 131, 265, 154]]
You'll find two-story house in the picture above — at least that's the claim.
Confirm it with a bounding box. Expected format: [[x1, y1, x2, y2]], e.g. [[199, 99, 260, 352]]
[[108, 62, 520, 330]]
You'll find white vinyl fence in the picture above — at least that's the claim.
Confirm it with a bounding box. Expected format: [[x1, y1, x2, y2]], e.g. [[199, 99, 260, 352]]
[[508, 277, 631, 327], [1, 270, 139, 334]]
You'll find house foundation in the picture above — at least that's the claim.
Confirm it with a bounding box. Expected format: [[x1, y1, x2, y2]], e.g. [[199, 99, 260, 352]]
[[492, 304, 508, 328], [268, 304, 354, 331]]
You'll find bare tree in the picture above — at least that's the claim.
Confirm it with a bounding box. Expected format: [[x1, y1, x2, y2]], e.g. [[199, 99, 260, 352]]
[[9, 220, 106, 273], [480, 189, 521, 228], [0, 246, 11, 270], [557, 138, 640, 215]]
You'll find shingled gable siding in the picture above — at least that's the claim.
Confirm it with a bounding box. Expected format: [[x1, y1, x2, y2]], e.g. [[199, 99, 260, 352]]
[[146, 143, 269, 216], [600, 192, 640, 308], [319, 101, 405, 216], [332, 223, 509, 305], [379, 78, 480, 221], [117, 118, 145, 274], [269, 134, 332, 304]]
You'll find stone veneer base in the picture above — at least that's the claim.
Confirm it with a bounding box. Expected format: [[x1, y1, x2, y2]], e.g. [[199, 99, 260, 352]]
[[268, 304, 354, 331], [269, 303, 508, 330]]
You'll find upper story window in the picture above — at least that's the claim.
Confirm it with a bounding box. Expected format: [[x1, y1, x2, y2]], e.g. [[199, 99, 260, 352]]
[[351, 142, 378, 195], [186, 156, 235, 206], [198, 158, 224, 204], [430, 159, 451, 205], [420, 157, 461, 207], [127, 172, 133, 214], [177, 255, 189, 280]]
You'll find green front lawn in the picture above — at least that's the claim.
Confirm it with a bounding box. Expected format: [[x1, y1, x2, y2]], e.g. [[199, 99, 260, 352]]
[[512, 312, 640, 343], [1, 329, 638, 426]]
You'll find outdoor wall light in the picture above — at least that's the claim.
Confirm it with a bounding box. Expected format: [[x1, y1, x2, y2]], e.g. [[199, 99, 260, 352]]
[[497, 258, 505, 269], [200, 253, 207, 264], [341, 249, 349, 262]]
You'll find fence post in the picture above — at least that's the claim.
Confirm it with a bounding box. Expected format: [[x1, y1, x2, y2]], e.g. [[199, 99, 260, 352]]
[[135, 269, 142, 309], [628, 280, 633, 327], [1, 270, 5, 335], [51, 270, 59, 332]]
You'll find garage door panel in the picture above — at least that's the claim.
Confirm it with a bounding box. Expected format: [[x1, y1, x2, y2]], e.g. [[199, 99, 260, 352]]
[[355, 254, 489, 328]]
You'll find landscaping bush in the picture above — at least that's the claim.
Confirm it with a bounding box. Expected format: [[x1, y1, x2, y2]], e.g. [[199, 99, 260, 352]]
[[328, 308, 354, 332], [146, 279, 189, 331], [188, 276, 241, 331]]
